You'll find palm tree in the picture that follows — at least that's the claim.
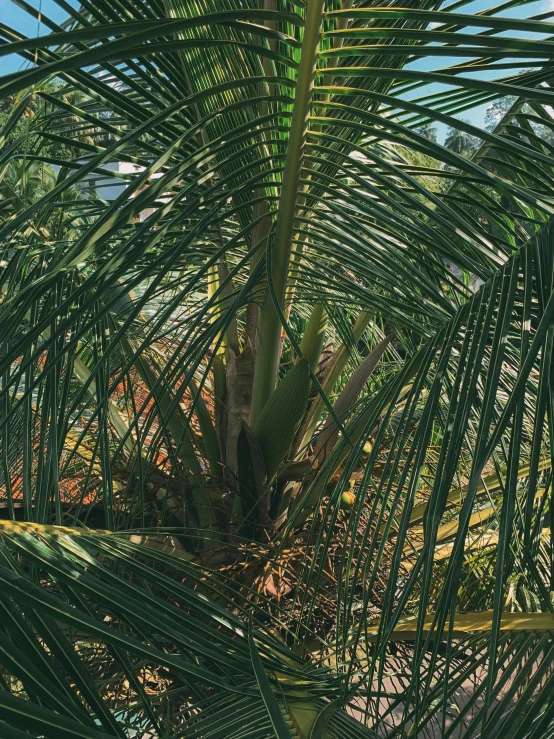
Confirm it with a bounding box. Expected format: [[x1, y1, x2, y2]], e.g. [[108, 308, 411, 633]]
[[444, 122, 479, 158], [2, 0, 554, 736]]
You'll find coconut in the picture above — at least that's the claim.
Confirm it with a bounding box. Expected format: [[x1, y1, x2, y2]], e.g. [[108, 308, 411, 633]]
[[340, 491, 356, 510]]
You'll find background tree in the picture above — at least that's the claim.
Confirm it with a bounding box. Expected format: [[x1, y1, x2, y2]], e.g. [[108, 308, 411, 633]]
[[444, 121, 480, 158]]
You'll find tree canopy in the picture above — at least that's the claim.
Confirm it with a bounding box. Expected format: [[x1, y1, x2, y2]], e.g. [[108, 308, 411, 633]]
[[2, 1, 554, 737]]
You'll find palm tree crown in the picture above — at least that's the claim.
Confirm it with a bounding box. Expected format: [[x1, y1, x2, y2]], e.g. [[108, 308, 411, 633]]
[[2, 0, 554, 736]]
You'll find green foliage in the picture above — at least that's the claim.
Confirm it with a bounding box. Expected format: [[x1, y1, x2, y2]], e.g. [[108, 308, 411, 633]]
[[444, 122, 480, 158], [2, 0, 554, 736], [254, 358, 311, 481]]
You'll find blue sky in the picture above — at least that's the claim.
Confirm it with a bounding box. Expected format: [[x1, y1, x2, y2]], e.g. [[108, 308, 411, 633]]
[[405, 0, 552, 136], [1, 0, 73, 45], [1, 0, 77, 74], [1, 0, 552, 139]]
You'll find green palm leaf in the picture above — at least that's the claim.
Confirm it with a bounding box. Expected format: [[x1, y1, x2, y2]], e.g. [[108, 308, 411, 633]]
[[3, 0, 554, 736]]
